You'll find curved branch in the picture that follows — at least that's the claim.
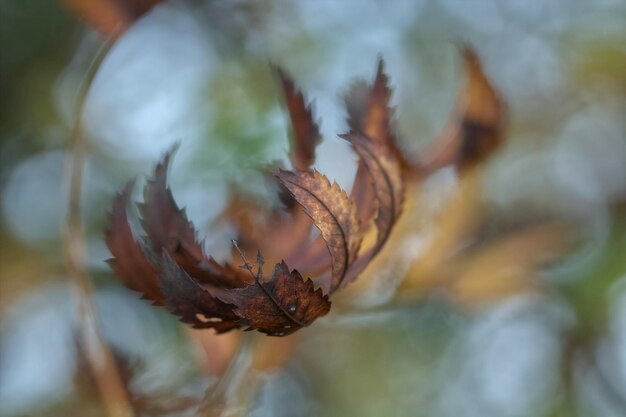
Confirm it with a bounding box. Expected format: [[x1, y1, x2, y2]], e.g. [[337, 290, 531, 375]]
[[63, 31, 135, 417]]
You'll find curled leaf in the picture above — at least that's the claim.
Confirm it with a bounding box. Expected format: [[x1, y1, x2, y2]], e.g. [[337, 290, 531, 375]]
[[219, 69, 323, 268], [139, 150, 247, 289], [105, 57, 416, 337], [277, 170, 361, 293], [276, 67, 322, 171], [345, 59, 407, 225], [217, 261, 330, 336], [345, 59, 394, 146], [342, 132, 404, 252], [139, 150, 202, 260], [105, 182, 163, 305], [156, 252, 240, 333], [417, 48, 506, 173]]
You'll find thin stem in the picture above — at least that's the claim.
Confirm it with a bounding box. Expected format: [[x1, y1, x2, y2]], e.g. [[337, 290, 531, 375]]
[[232, 240, 259, 282], [199, 332, 259, 417], [62, 32, 135, 417], [231, 241, 304, 327]]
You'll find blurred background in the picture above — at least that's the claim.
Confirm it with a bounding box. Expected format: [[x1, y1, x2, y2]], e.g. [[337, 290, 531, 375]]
[[2, 1, 626, 416]]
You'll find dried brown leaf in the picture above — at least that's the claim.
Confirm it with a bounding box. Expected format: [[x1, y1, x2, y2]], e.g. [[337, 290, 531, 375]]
[[217, 261, 330, 336], [418, 48, 506, 173], [155, 252, 240, 333], [140, 150, 247, 288], [346, 60, 394, 146], [105, 58, 415, 337], [276, 170, 361, 293], [343, 132, 404, 252], [345, 59, 407, 226], [276, 68, 322, 171], [105, 182, 164, 305]]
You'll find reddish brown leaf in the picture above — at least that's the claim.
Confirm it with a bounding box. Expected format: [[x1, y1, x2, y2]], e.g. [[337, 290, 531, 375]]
[[284, 239, 331, 277], [276, 68, 322, 171], [282, 75, 407, 277], [345, 60, 394, 145], [217, 261, 330, 336], [334, 62, 407, 285], [344, 59, 407, 225], [140, 150, 201, 256], [156, 252, 240, 333], [105, 182, 164, 305], [417, 48, 506, 173], [105, 58, 414, 337], [342, 132, 404, 252], [230, 66, 322, 258], [220, 190, 319, 272], [219, 72, 326, 276], [335, 132, 405, 286], [140, 150, 247, 288], [277, 170, 361, 293]]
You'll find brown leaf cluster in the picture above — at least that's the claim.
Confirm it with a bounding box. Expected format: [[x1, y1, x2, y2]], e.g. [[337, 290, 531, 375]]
[[106, 49, 514, 336], [106, 154, 331, 336]]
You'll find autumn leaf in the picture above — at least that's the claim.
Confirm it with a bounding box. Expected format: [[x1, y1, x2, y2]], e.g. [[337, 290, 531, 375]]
[[417, 47, 506, 173], [105, 181, 163, 305], [271, 68, 324, 263], [105, 59, 412, 336], [104, 178, 246, 332], [345, 60, 394, 146], [221, 185, 321, 274], [216, 63, 406, 288], [276, 170, 362, 293], [139, 151, 202, 262], [139, 150, 247, 289], [390, 49, 507, 301], [217, 67, 323, 264], [284, 61, 409, 281], [275, 67, 322, 171], [334, 61, 407, 284], [154, 252, 241, 333], [106, 151, 335, 336], [344, 59, 408, 228], [342, 132, 404, 253], [217, 257, 330, 336]]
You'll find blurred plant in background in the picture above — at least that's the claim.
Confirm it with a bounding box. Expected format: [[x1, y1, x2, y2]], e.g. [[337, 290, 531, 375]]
[[2, 1, 626, 417]]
